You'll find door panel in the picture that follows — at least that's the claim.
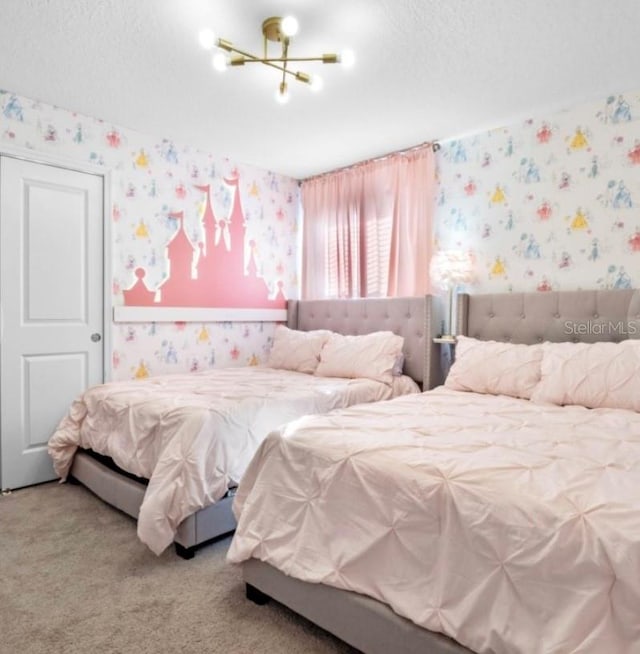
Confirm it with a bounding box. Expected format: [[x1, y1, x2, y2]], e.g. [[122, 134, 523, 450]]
[[0, 156, 104, 489], [23, 353, 88, 446], [25, 180, 88, 321]]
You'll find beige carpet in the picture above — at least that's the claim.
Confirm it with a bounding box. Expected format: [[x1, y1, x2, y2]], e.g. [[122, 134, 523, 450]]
[[0, 482, 357, 654]]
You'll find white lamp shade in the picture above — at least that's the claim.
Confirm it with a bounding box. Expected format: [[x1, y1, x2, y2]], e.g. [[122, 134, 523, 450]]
[[430, 250, 475, 291]]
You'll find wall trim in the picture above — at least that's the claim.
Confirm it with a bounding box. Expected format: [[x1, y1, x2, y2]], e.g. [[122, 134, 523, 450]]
[[113, 306, 287, 323]]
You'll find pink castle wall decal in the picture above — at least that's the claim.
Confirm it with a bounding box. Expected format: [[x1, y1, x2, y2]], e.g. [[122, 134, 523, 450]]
[[123, 174, 286, 309]]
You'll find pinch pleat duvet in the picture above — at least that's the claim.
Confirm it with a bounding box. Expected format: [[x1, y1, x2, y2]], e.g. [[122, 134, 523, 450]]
[[48, 366, 417, 554], [228, 387, 640, 654]]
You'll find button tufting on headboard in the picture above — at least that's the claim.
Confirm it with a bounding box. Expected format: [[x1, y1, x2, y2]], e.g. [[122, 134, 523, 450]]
[[291, 297, 427, 384], [459, 289, 640, 345]]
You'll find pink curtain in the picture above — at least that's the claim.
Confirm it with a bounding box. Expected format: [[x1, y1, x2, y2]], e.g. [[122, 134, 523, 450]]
[[301, 146, 436, 299]]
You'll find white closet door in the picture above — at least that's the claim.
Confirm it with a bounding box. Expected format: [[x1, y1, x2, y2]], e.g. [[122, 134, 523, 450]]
[[0, 156, 104, 489]]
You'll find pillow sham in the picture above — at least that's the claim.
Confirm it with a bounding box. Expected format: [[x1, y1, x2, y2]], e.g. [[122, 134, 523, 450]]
[[445, 335, 543, 399], [530, 339, 640, 411], [267, 325, 332, 375], [315, 331, 404, 384]]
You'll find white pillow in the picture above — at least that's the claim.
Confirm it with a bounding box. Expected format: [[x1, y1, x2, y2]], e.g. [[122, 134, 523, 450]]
[[445, 335, 543, 399], [530, 340, 640, 411], [315, 331, 404, 384], [267, 325, 332, 374]]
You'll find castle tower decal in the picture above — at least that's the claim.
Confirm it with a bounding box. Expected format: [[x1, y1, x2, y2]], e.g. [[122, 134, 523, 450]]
[[123, 175, 286, 309]]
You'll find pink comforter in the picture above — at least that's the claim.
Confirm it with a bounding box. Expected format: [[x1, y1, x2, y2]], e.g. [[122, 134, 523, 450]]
[[228, 387, 640, 654], [49, 367, 417, 555]]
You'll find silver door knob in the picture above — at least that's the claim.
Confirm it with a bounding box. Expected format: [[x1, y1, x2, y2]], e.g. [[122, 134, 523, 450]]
[[91, 333, 102, 342]]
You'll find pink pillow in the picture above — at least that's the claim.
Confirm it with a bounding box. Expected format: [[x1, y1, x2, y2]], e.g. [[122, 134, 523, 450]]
[[267, 325, 332, 374], [530, 340, 640, 411], [445, 336, 543, 399], [315, 331, 404, 384]]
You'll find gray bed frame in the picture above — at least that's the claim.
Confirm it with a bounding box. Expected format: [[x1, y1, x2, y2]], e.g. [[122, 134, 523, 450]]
[[242, 288, 640, 654], [69, 296, 429, 559]]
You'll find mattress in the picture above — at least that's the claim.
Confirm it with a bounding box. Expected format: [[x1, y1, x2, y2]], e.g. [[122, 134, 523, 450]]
[[228, 387, 640, 654], [49, 366, 418, 554]]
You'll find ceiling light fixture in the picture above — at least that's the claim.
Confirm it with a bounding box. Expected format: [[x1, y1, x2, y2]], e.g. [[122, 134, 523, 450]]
[[199, 16, 354, 103]]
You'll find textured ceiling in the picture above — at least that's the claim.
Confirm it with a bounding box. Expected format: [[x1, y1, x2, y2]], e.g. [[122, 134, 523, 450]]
[[1, 0, 639, 178]]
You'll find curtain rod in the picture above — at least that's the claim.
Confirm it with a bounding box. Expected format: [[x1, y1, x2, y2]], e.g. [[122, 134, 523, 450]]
[[302, 139, 441, 182]]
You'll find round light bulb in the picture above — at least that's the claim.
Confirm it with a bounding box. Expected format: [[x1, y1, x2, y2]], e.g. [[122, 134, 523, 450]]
[[309, 75, 323, 92], [275, 86, 290, 104], [339, 49, 355, 68], [199, 28, 216, 50], [281, 15, 299, 37], [212, 52, 228, 72]]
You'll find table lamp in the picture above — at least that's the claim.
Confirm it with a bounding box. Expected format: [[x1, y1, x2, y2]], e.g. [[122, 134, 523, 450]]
[[430, 249, 475, 340]]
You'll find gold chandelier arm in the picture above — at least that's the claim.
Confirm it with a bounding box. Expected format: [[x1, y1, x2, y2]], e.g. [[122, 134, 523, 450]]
[[218, 40, 259, 61], [280, 38, 290, 90], [237, 55, 338, 63], [223, 42, 311, 84], [238, 59, 311, 84], [219, 38, 337, 67], [223, 43, 291, 77]]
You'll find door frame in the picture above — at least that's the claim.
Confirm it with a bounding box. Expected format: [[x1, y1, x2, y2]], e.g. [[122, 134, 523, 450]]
[[0, 143, 113, 379], [0, 144, 112, 490]]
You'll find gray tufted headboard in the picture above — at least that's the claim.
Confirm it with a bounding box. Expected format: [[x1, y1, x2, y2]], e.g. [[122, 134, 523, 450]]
[[456, 289, 640, 344], [286, 297, 427, 385], [284, 290, 640, 399], [414, 289, 640, 391]]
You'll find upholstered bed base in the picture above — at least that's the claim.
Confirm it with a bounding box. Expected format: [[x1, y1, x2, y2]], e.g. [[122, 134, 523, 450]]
[[243, 288, 640, 653], [70, 451, 237, 558], [69, 296, 430, 558], [243, 559, 472, 654]]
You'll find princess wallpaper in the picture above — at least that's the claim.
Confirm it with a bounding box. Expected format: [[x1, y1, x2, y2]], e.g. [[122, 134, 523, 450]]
[[436, 90, 640, 293], [3, 86, 640, 379]]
